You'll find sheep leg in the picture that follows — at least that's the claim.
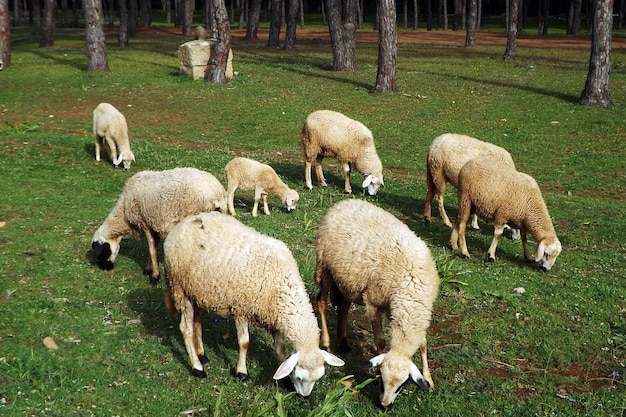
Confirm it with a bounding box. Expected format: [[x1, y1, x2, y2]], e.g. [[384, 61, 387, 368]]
[[95, 135, 103, 161], [487, 224, 506, 262], [262, 194, 270, 216], [366, 304, 386, 354], [420, 341, 434, 391], [313, 156, 327, 187], [423, 169, 435, 223], [192, 307, 208, 365], [226, 184, 238, 216], [316, 289, 331, 351], [180, 298, 207, 378], [520, 230, 533, 262], [453, 196, 472, 258], [336, 297, 352, 354], [105, 135, 119, 166], [252, 188, 262, 217], [304, 160, 314, 190], [234, 316, 251, 381], [342, 163, 352, 194], [470, 214, 480, 230], [143, 229, 161, 285]]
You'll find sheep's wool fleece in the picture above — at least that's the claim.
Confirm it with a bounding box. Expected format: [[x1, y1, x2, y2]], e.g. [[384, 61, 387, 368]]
[[225, 157, 285, 191], [120, 168, 226, 236], [316, 199, 439, 355], [164, 212, 319, 349]]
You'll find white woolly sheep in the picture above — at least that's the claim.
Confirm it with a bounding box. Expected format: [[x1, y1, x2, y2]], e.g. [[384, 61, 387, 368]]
[[314, 199, 440, 409], [163, 211, 344, 396], [91, 167, 227, 284], [450, 156, 562, 271], [301, 110, 384, 195], [424, 133, 516, 231], [224, 157, 299, 217], [194, 25, 207, 40], [93, 102, 135, 170]]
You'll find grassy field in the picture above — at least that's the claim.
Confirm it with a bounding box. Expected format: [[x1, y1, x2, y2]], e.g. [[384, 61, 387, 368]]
[[1, 19, 625, 416]]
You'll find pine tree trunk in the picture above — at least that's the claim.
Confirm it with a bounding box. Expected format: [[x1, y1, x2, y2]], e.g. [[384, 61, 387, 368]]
[[283, 0, 299, 49], [464, 0, 477, 46], [206, 0, 231, 83], [245, 0, 262, 39], [372, 0, 397, 92], [580, 0, 613, 108], [267, 0, 281, 47], [503, 0, 518, 60], [39, 0, 55, 47], [118, 0, 129, 47], [0, 0, 10, 69], [84, 0, 110, 72], [325, 0, 357, 71]]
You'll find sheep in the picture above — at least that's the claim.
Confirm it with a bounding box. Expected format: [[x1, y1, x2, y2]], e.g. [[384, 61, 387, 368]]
[[450, 156, 562, 271], [424, 133, 517, 232], [314, 199, 440, 409], [93, 102, 135, 170], [224, 157, 299, 217], [301, 110, 384, 195], [163, 211, 344, 396], [194, 25, 207, 40], [91, 167, 227, 284]]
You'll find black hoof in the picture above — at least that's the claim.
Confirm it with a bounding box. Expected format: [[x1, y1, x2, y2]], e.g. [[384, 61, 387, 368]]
[[485, 256, 495, 263], [461, 254, 470, 260], [198, 354, 209, 365], [338, 339, 352, 354], [148, 275, 160, 286], [236, 372, 251, 382], [191, 368, 207, 378]]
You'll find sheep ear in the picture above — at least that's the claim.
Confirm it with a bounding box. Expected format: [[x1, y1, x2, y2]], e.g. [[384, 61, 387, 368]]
[[409, 362, 423, 383], [273, 351, 300, 380], [113, 155, 123, 166], [362, 174, 373, 188], [369, 353, 386, 367], [320, 349, 345, 367], [535, 240, 546, 262], [130, 152, 136, 161]]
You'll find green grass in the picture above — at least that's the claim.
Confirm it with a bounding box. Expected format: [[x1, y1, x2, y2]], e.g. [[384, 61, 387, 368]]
[[1, 20, 625, 416]]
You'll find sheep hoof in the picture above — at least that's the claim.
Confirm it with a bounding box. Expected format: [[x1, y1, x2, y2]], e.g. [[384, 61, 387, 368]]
[[486, 256, 495, 263], [198, 354, 209, 365], [148, 275, 160, 286], [191, 368, 207, 378], [461, 254, 470, 260], [338, 339, 352, 354], [236, 372, 251, 382]]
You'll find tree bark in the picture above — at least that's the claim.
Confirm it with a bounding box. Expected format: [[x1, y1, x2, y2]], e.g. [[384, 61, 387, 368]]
[[372, 0, 397, 92], [182, 0, 193, 35], [0, 0, 10, 69], [580, 0, 613, 107], [325, 0, 357, 71], [267, 0, 282, 47], [84, 0, 110, 71], [503, 0, 518, 60], [118, 0, 129, 47], [245, 0, 262, 39], [464, 0, 477, 46], [284, 0, 299, 49], [39, 0, 55, 47], [206, 0, 231, 83]]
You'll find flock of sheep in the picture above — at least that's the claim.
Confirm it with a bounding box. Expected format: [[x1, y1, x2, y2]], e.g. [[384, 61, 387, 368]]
[[90, 103, 562, 409]]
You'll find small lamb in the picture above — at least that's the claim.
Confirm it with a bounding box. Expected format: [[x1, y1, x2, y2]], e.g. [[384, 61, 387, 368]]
[[91, 167, 227, 284], [424, 133, 516, 230], [315, 199, 440, 409], [224, 157, 299, 217], [301, 110, 384, 195], [163, 212, 344, 396], [450, 156, 562, 271], [93, 102, 135, 170]]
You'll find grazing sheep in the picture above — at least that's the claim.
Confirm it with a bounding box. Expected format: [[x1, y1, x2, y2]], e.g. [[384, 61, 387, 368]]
[[424, 133, 516, 230], [450, 156, 562, 271], [224, 157, 299, 217], [93, 102, 135, 170], [163, 212, 344, 396], [314, 199, 440, 409], [91, 168, 227, 284], [301, 110, 384, 195]]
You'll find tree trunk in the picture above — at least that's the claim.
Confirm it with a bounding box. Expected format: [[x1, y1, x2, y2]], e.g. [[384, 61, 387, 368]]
[[118, 0, 129, 46], [538, 0, 548, 34], [139, 0, 151, 28], [182, 0, 193, 35], [0, 0, 10, 69], [503, 0, 518, 60], [245, 0, 262, 38], [372, 0, 397, 92], [84, 0, 110, 71], [129, 0, 138, 35], [39, 0, 55, 47], [267, 0, 282, 47], [579, 0, 613, 107], [206, 0, 231, 83], [325, 0, 357, 71], [284, 0, 299, 49], [464, 0, 477, 46]]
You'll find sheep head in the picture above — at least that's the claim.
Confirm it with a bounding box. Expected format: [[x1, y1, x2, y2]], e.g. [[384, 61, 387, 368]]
[[114, 151, 135, 170], [370, 352, 430, 409], [362, 174, 384, 196], [273, 349, 344, 397], [91, 237, 122, 270], [535, 236, 562, 271], [282, 190, 300, 212]]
